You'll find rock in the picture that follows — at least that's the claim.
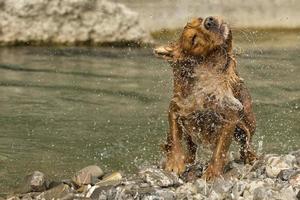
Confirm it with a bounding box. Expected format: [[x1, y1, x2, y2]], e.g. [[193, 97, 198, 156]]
[[208, 190, 221, 200], [289, 171, 300, 188], [265, 154, 296, 178], [36, 184, 72, 200], [274, 186, 298, 200], [155, 189, 176, 200], [0, 0, 150, 46], [290, 150, 300, 167], [252, 187, 272, 200], [194, 179, 210, 196], [231, 180, 247, 199], [175, 182, 197, 199], [20, 171, 47, 193], [243, 180, 266, 198], [86, 185, 111, 199], [139, 167, 183, 187], [6, 196, 20, 200], [212, 178, 233, 194], [96, 171, 122, 187], [277, 168, 299, 181], [72, 165, 104, 186], [180, 162, 205, 182]]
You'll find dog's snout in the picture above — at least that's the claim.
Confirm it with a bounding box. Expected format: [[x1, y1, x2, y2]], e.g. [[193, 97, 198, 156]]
[[204, 17, 217, 29]]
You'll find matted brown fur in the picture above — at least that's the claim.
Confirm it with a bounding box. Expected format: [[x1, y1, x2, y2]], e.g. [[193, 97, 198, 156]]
[[154, 16, 257, 180]]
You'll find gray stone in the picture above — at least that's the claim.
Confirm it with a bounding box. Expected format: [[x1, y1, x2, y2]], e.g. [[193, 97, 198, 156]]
[[96, 171, 122, 187], [208, 190, 221, 200], [139, 167, 183, 187], [289, 171, 300, 188], [21, 171, 47, 193], [265, 154, 296, 178], [277, 169, 299, 181], [252, 187, 272, 200], [175, 182, 197, 199], [243, 180, 266, 198], [274, 186, 297, 200], [155, 189, 176, 200], [72, 165, 104, 186], [0, 0, 150, 46], [231, 180, 247, 199], [6, 196, 20, 200], [36, 184, 71, 200], [194, 178, 209, 195], [212, 178, 233, 194]]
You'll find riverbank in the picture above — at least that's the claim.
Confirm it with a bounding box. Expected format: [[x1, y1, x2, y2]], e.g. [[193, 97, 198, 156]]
[[4, 150, 300, 200]]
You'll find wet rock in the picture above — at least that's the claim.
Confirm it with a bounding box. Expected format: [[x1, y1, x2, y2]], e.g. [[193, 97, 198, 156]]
[[180, 162, 205, 182], [72, 165, 104, 186], [224, 161, 253, 179], [96, 172, 122, 187], [252, 187, 272, 200], [21, 171, 47, 193], [208, 190, 221, 200], [139, 167, 183, 187], [86, 185, 111, 199], [274, 186, 298, 200], [194, 179, 210, 196], [155, 189, 176, 200], [231, 180, 247, 199], [290, 150, 300, 167], [212, 178, 233, 194], [289, 171, 300, 188], [243, 180, 266, 198], [265, 154, 296, 178], [175, 182, 197, 199], [36, 184, 72, 200], [277, 168, 299, 181], [6, 196, 20, 200], [86, 172, 123, 198], [0, 0, 150, 46]]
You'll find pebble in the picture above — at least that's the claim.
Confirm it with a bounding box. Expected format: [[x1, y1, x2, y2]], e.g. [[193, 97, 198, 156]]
[[139, 166, 183, 187], [72, 165, 104, 186], [20, 171, 47, 193], [6, 150, 300, 200], [265, 154, 296, 178], [36, 184, 71, 200]]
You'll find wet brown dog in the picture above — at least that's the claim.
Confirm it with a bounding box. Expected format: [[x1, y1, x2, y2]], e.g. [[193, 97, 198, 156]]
[[154, 16, 257, 180]]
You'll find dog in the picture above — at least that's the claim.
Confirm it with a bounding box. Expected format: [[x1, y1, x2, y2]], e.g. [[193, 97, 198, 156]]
[[154, 16, 257, 180]]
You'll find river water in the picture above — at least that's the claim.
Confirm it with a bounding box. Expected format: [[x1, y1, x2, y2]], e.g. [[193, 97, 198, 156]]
[[0, 31, 299, 194]]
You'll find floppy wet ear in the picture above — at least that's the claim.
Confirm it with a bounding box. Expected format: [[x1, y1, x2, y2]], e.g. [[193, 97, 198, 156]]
[[224, 29, 233, 52], [153, 44, 178, 62]]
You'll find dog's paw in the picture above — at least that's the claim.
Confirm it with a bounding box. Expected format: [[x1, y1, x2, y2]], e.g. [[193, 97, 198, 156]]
[[164, 153, 186, 175], [202, 164, 221, 181], [243, 150, 258, 165]]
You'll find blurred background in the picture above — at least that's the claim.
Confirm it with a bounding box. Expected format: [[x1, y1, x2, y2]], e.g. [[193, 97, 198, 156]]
[[115, 0, 300, 30], [0, 0, 299, 196]]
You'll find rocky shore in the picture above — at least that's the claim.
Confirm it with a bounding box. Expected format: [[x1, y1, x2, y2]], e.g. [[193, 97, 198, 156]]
[[4, 150, 300, 200], [0, 0, 150, 46]]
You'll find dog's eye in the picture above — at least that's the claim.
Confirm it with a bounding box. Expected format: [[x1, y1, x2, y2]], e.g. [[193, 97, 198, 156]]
[[191, 34, 197, 46]]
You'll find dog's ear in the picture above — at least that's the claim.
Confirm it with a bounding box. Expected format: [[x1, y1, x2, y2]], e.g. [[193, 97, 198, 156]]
[[224, 29, 233, 53], [153, 44, 181, 62]]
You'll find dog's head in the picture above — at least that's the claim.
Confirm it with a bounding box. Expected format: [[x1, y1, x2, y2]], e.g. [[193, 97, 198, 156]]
[[154, 16, 232, 62]]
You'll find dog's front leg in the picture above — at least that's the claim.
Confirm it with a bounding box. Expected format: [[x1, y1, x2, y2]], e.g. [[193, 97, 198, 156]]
[[202, 120, 236, 180], [164, 101, 186, 174]]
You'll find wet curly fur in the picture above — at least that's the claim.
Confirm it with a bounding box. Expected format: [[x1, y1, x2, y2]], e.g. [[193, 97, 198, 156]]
[[154, 16, 257, 180]]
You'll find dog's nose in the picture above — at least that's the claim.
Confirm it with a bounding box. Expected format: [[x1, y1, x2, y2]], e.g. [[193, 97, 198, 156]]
[[204, 17, 217, 29]]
